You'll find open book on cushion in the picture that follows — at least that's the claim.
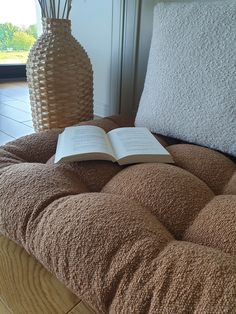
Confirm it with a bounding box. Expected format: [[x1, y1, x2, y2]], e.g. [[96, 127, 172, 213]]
[[55, 125, 174, 165]]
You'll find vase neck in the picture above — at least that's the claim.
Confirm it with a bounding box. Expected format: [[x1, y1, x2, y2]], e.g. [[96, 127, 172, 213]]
[[42, 18, 71, 34]]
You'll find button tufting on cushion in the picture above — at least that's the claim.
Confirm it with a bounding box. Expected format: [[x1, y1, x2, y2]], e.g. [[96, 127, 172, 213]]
[[184, 195, 236, 255], [168, 144, 236, 195], [0, 163, 88, 248], [47, 157, 123, 192], [102, 163, 214, 238], [0, 115, 235, 313]]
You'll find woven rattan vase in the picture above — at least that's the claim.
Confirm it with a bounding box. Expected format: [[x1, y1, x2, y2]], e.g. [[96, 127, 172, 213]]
[[26, 18, 93, 131]]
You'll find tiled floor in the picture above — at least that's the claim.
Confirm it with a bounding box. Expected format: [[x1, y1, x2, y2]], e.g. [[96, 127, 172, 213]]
[[0, 81, 34, 145]]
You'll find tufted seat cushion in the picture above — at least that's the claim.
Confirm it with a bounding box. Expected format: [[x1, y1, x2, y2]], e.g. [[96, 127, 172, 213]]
[[0, 115, 236, 313]]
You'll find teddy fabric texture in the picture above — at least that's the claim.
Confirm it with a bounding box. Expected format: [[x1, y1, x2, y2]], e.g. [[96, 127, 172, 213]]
[[135, 0, 236, 156], [0, 115, 236, 314]]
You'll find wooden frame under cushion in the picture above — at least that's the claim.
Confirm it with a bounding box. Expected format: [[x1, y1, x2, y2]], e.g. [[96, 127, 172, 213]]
[[0, 235, 95, 314]]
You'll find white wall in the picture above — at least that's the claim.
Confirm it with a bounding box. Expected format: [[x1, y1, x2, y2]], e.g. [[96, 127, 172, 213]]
[[135, 0, 158, 111], [71, 0, 158, 117], [70, 0, 123, 117], [120, 0, 158, 116]]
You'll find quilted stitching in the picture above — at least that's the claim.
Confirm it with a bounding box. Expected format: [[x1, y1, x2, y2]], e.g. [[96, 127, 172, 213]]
[[0, 116, 235, 313]]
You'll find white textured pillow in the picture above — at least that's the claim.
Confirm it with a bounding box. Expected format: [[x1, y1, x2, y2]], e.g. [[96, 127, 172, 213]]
[[135, 0, 236, 156]]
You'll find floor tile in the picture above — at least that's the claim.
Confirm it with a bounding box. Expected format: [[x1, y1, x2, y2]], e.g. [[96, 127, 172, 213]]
[[1, 99, 31, 113], [0, 94, 16, 103], [0, 81, 33, 139], [15, 94, 30, 103], [0, 91, 30, 106], [0, 104, 32, 122], [22, 120, 34, 128], [0, 115, 33, 138], [0, 131, 15, 146], [0, 88, 29, 99]]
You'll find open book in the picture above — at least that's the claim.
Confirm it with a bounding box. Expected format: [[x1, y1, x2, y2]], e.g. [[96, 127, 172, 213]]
[[54, 126, 174, 165]]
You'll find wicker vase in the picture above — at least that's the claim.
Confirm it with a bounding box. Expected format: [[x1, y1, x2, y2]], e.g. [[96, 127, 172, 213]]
[[26, 18, 93, 131]]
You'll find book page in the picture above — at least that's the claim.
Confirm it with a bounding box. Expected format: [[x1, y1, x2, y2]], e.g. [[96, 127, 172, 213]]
[[108, 127, 170, 161], [55, 125, 115, 163]]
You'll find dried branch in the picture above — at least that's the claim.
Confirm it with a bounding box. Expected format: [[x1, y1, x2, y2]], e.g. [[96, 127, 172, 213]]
[[37, 0, 73, 19]]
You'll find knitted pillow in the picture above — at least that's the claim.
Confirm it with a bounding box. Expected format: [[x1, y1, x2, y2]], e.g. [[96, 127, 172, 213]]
[[135, 0, 236, 156]]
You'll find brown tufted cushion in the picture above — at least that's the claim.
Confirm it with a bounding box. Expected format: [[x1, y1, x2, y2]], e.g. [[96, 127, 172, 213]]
[[0, 115, 235, 313]]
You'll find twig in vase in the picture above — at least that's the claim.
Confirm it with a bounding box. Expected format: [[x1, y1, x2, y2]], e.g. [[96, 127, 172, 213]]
[[49, 0, 52, 17], [62, 0, 69, 19], [49, 0, 53, 17], [66, 0, 72, 19], [44, 0, 49, 18], [57, 0, 61, 19], [53, 0, 56, 18], [38, 0, 46, 17], [38, 0, 73, 19]]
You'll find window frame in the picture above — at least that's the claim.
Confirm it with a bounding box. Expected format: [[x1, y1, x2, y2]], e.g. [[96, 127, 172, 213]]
[[0, 64, 26, 79]]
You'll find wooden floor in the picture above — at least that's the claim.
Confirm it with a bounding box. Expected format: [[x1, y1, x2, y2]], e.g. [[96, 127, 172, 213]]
[[0, 81, 34, 146], [0, 235, 95, 314]]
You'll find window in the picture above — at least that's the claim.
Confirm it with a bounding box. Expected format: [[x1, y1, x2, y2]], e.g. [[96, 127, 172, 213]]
[[0, 0, 38, 78]]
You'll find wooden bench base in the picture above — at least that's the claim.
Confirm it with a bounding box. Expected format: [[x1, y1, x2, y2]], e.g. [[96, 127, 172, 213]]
[[0, 235, 95, 314]]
